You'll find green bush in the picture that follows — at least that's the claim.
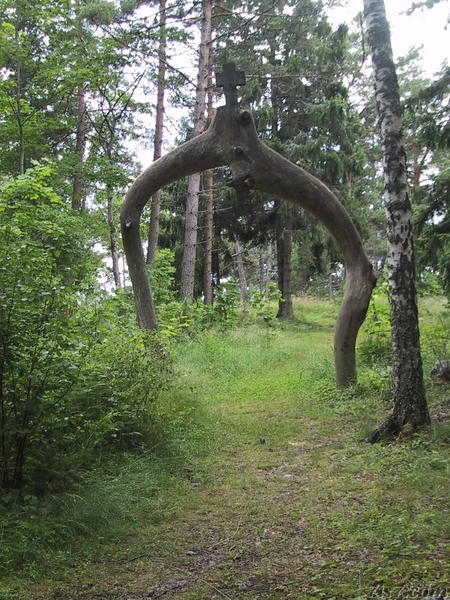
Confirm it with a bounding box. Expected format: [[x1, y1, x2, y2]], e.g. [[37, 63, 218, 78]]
[[0, 166, 173, 493], [148, 248, 177, 305], [206, 277, 241, 325], [358, 292, 392, 366], [0, 165, 98, 490], [70, 327, 172, 453], [249, 282, 283, 326]]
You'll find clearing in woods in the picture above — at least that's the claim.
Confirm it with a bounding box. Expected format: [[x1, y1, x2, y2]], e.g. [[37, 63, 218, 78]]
[[5, 299, 449, 600]]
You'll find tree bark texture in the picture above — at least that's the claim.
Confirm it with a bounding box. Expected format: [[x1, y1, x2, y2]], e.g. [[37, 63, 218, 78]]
[[363, 0, 429, 440], [203, 171, 214, 304], [180, 0, 213, 300], [264, 242, 273, 291], [146, 0, 166, 264], [121, 105, 376, 385], [203, 46, 215, 305], [107, 186, 122, 289]]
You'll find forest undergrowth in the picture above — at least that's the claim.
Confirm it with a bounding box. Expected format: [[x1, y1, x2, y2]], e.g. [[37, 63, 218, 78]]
[[0, 297, 449, 600]]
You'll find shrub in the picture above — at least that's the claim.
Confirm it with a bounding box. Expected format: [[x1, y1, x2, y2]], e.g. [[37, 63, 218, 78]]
[[0, 165, 98, 490], [0, 166, 173, 492], [358, 292, 392, 366]]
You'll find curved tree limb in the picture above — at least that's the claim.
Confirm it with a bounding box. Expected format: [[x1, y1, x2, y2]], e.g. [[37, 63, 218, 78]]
[[121, 106, 376, 386]]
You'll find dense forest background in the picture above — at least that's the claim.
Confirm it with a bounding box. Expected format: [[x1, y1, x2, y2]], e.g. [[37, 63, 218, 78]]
[[0, 0, 449, 596]]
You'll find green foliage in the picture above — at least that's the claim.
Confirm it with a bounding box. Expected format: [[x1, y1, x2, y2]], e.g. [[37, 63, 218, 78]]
[[358, 291, 392, 367], [0, 164, 98, 490], [1, 298, 448, 597], [201, 277, 242, 326], [249, 282, 283, 326], [0, 166, 173, 492], [67, 327, 172, 453], [419, 300, 450, 366], [148, 248, 177, 305], [417, 269, 446, 296]]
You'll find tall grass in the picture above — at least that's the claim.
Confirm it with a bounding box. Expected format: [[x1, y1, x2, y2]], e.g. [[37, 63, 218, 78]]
[[1, 296, 448, 599]]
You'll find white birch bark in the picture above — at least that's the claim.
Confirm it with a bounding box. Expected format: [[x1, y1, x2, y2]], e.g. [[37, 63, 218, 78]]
[[363, 0, 429, 441]]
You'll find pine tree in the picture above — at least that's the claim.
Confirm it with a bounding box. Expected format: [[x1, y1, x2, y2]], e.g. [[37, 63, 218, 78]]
[[146, 0, 167, 265], [179, 0, 214, 300]]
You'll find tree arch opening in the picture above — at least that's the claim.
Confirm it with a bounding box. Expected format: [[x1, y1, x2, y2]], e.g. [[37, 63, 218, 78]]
[[121, 66, 376, 388]]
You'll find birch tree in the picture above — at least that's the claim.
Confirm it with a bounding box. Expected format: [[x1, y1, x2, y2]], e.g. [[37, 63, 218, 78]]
[[363, 0, 430, 441]]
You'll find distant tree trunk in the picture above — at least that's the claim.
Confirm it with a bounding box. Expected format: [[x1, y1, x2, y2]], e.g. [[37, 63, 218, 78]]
[[107, 184, 122, 289], [259, 247, 265, 291], [259, 243, 272, 293], [212, 243, 220, 289], [276, 227, 293, 318], [234, 236, 249, 307], [276, 203, 294, 318], [180, 0, 213, 300], [71, 0, 87, 211], [72, 86, 87, 211], [265, 242, 273, 290], [203, 172, 214, 304], [14, 12, 25, 175], [146, 0, 166, 264], [363, 0, 429, 441], [203, 44, 214, 304]]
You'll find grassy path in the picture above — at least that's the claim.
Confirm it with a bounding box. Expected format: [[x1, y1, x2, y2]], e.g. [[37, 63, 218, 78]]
[[11, 304, 450, 600]]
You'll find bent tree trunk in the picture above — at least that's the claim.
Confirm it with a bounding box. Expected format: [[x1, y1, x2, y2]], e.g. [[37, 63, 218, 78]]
[[121, 105, 376, 386], [363, 0, 429, 441]]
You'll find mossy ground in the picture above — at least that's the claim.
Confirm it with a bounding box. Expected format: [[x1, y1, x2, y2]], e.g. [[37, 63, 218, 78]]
[[1, 298, 448, 600]]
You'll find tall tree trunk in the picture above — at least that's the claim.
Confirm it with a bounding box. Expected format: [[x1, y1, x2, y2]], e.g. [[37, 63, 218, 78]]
[[276, 228, 294, 318], [363, 0, 429, 441], [234, 236, 249, 307], [259, 247, 265, 292], [212, 242, 220, 290], [71, 0, 87, 211], [146, 0, 167, 264], [72, 86, 87, 211], [107, 184, 122, 289], [180, 0, 213, 300], [265, 242, 273, 290], [14, 7, 25, 175], [269, 51, 293, 319], [203, 44, 214, 305], [203, 171, 214, 304]]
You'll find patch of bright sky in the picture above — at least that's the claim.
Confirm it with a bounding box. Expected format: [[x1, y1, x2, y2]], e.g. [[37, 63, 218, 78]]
[[326, 0, 449, 77]]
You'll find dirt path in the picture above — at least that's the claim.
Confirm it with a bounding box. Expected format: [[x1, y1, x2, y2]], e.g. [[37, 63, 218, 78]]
[[33, 382, 351, 599]]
